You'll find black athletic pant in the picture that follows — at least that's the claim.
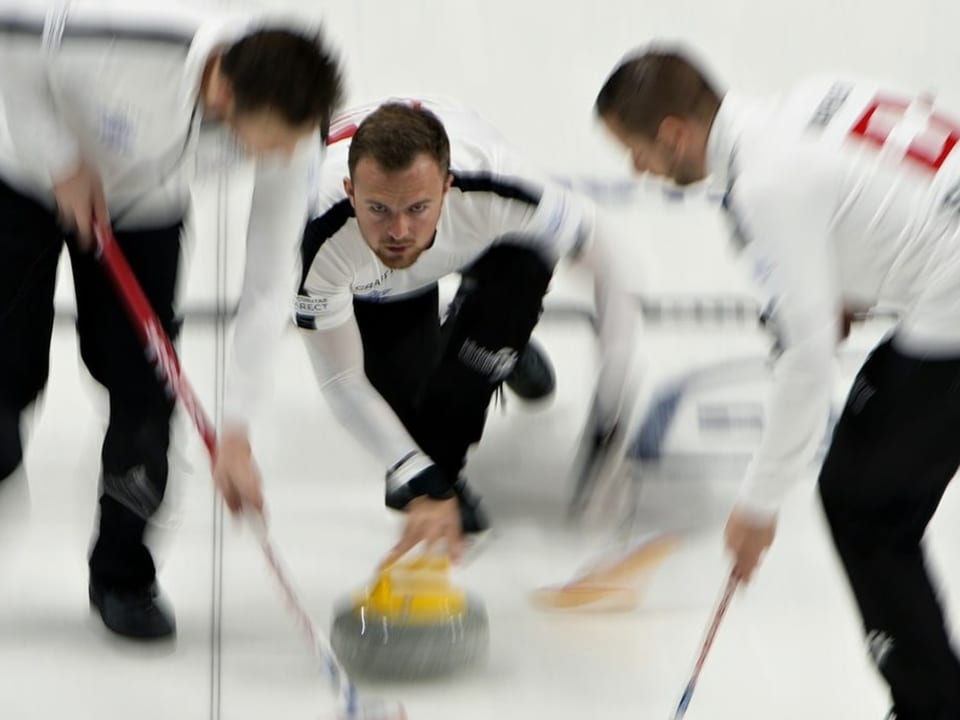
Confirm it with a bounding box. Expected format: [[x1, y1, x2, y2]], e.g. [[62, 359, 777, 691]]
[[353, 244, 553, 482], [819, 339, 960, 720], [0, 177, 182, 591]]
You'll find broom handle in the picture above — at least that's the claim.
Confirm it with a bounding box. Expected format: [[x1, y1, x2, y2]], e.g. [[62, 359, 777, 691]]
[[672, 569, 739, 719], [92, 224, 217, 457], [92, 224, 360, 716]]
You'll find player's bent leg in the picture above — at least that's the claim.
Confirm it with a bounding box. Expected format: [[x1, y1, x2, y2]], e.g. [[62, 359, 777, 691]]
[[70, 222, 182, 640], [444, 250, 556, 404], [0, 178, 63, 482], [420, 244, 554, 478], [88, 386, 177, 639]]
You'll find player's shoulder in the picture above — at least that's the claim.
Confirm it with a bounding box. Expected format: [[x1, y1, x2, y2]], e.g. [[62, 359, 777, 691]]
[[417, 99, 517, 174], [735, 75, 880, 176], [730, 143, 850, 223], [772, 74, 885, 130], [308, 128, 351, 222], [406, 98, 533, 175], [302, 202, 362, 288], [304, 146, 355, 261]]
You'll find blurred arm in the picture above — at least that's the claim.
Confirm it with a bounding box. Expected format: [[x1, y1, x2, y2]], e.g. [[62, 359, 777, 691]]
[[729, 157, 843, 518], [574, 208, 639, 432], [221, 142, 314, 431], [302, 317, 428, 470]]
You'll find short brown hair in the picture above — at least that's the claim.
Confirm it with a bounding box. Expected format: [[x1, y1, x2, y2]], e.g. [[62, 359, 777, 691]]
[[222, 28, 345, 131], [595, 49, 721, 138], [348, 103, 450, 178]]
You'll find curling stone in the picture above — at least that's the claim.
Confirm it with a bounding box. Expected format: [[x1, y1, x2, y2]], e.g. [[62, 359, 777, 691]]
[[331, 556, 489, 680]]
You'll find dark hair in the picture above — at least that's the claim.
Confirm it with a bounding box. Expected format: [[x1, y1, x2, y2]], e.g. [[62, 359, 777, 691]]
[[595, 50, 721, 138], [221, 28, 344, 132], [347, 103, 450, 178]]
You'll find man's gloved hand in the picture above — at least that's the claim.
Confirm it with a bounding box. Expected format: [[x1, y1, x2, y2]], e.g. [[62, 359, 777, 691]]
[[569, 418, 623, 518], [383, 453, 490, 566], [385, 453, 455, 510]]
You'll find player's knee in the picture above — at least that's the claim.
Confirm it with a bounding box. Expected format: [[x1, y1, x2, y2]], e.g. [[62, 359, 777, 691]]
[[454, 337, 518, 384], [450, 247, 553, 358], [101, 400, 172, 516], [468, 244, 553, 299], [104, 404, 171, 470], [0, 409, 23, 481]]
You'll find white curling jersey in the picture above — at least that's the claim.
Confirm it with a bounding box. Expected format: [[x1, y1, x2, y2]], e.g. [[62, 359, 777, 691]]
[[708, 77, 960, 516], [296, 99, 592, 331], [0, 1, 322, 425]]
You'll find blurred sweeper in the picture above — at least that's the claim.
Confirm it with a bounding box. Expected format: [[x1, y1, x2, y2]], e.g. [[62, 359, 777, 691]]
[[598, 46, 960, 719], [0, 1, 343, 639]]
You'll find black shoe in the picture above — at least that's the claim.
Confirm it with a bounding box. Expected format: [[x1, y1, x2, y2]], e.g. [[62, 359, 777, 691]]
[[0, 408, 23, 481], [452, 477, 490, 535], [89, 580, 176, 640], [452, 477, 492, 562], [505, 339, 555, 401]]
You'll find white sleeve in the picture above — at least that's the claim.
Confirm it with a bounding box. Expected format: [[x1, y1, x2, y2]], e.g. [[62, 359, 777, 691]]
[[510, 183, 586, 262], [483, 164, 586, 263], [0, 35, 81, 182], [301, 316, 432, 474], [296, 240, 358, 331], [221, 141, 313, 428], [730, 157, 843, 519], [573, 207, 639, 430]]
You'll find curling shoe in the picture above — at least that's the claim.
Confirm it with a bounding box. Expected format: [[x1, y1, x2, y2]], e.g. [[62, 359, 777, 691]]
[[505, 339, 555, 401], [89, 579, 176, 640]]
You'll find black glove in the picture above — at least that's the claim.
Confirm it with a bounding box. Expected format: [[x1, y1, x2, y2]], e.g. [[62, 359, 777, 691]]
[[568, 403, 624, 519], [385, 452, 454, 511], [451, 475, 490, 535], [384, 452, 490, 535]]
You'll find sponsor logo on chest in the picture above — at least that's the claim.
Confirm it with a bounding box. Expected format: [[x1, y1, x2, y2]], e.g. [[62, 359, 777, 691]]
[[355, 269, 394, 295], [809, 83, 852, 129], [98, 107, 135, 155]]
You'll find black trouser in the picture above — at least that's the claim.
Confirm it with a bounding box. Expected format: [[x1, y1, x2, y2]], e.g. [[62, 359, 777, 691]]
[[819, 339, 960, 720], [353, 244, 553, 482], [0, 177, 182, 590]]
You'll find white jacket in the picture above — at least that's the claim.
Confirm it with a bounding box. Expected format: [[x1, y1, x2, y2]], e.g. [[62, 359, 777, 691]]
[[709, 77, 960, 517], [0, 1, 321, 426]]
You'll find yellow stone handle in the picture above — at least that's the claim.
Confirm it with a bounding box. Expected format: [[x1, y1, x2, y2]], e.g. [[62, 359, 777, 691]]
[[362, 553, 466, 621]]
